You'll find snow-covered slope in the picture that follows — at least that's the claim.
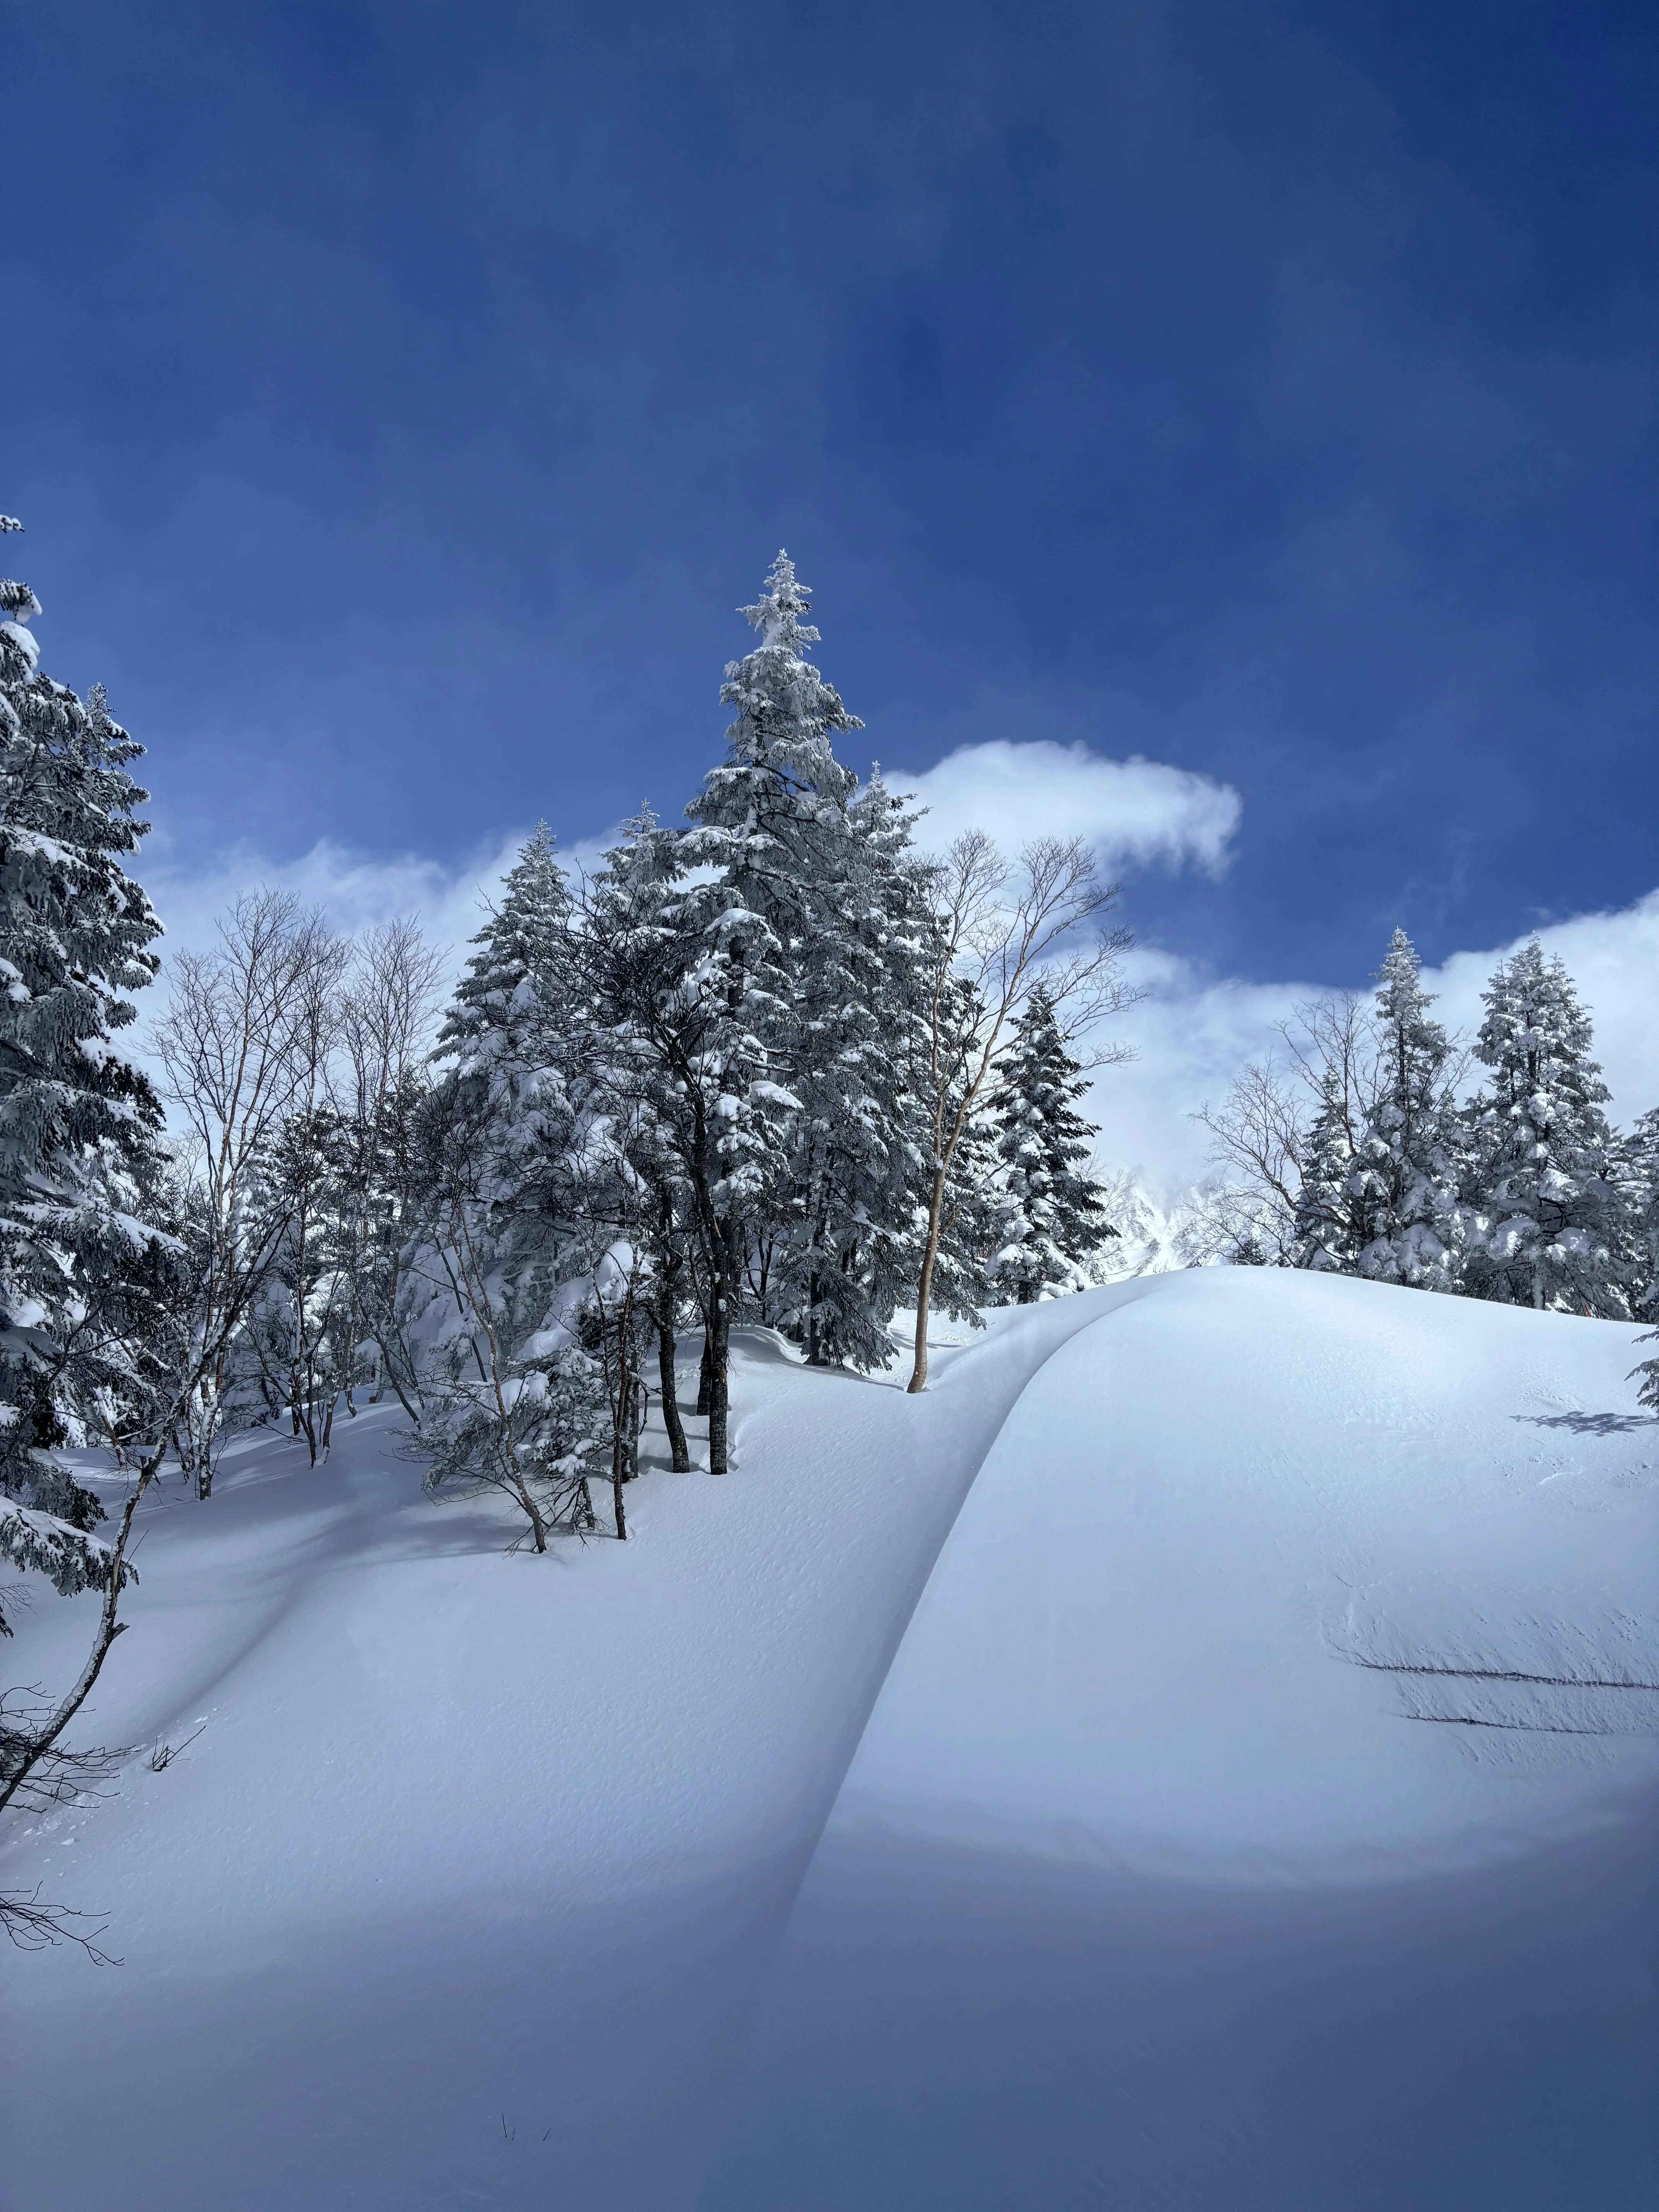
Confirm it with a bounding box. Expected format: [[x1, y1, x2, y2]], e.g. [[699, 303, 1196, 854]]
[[3, 1273, 1656, 2210]]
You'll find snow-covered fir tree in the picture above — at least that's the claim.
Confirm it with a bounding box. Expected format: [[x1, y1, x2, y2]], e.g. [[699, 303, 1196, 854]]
[[1623, 1109, 1659, 1412], [682, 554, 927, 1373], [579, 806, 795, 1473], [1461, 939, 1632, 1316], [1291, 1063, 1362, 1272], [1349, 929, 1462, 1291], [905, 963, 1006, 1321], [668, 548, 946, 1380], [987, 984, 1115, 1302], [243, 1103, 357, 1460], [777, 764, 932, 1365], [409, 828, 610, 1546], [0, 526, 173, 1630], [1620, 1106, 1659, 1323]]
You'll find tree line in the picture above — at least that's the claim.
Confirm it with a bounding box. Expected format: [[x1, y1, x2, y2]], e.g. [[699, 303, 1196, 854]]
[[1193, 926, 1659, 1365]]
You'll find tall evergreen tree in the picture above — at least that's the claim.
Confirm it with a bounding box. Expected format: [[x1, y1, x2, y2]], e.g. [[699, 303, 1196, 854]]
[[987, 984, 1115, 1302], [1461, 940, 1631, 1315], [436, 824, 573, 1072], [681, 554, 926, 1376], [579, 807, 795, 1473], [410, 829, 609, 1545], [0, 527, 172, 1628], [1291, 1063, 1363, 1272], [778, 766, 933, 1366], [1350, 929, 1462, 1292], [1622, 1109, 1659, 1414], [1620, 1106, 1659, 1323]]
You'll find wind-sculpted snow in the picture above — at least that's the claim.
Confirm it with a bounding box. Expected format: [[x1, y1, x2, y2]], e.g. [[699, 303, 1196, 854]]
[[704, 1271, 1659, 2211], [3, 1273, 1656, 2211]]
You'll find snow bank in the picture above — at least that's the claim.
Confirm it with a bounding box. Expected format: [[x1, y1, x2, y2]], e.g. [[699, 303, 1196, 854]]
[[3, 1273, 1655, 2210], [0, 1294, 1113, 2211], [707, 1271, 1659, 2210]]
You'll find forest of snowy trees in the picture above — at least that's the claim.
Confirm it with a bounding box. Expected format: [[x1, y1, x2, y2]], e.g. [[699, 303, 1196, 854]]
[[3, 530, 1657, 1936], [0, 543, 1134, 1879]]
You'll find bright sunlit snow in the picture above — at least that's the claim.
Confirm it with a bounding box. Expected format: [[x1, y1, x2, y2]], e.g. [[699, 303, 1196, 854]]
[[3, 1272, 1654, 2211]]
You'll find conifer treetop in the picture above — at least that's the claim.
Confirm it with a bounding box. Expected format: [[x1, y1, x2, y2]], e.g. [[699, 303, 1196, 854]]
[[737, 550, 821, 656], [711, 551, 863, 807]]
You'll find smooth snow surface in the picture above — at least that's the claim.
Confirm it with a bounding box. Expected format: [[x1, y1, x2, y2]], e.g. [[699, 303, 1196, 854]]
[[3, 1273, 1657, 2210]]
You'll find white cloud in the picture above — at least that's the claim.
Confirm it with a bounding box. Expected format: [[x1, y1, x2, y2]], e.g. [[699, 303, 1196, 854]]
[[143, 821, 625, 977], [888, 739, 1241, 876], [1082, 952, 1312, 1201]]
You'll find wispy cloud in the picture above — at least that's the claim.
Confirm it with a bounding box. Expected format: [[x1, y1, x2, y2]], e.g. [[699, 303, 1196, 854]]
[[887, 740, 1241, 876], [143, 821, 623, 977]]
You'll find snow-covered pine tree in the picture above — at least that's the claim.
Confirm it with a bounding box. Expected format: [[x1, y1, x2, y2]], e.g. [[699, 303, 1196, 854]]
[[693, 550, 863, 888], [683, 554, 857, 1346], [435, 824, 571, 1072], [682, 553, 930, 1376], [987, 984, 1115, 1302], [1349, 929, 1462, 1292], [1291, 1063, 1362, 1271], [778, 764, 934, 1367], [1622, 1108, 1659, 1412], [578, 805, 796, 1474], [410, 828, 609, 1545], [1461, 939, 1632, 1316], [243, 1102, 357, 1461], [0, 527, 173, 1631], [1621, 1107, 1659, 1323]]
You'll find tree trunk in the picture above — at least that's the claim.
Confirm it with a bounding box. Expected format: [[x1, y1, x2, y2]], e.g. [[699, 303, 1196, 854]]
[[658, 1319, 690, 1472], [513, 1469, 548, 1552], [611, 1306, 639, 1535], [705, 1216, 742, 1474], [907, 1164, 948, 1394], [696, 1332, 713, 1416], [707, 1298, 730, 1473]]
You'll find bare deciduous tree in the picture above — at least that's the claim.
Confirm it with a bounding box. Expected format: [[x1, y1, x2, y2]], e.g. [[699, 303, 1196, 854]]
[[152, 891, 346, 1494], [333, 917, 445, 1427], [1190, 994, 1381, 1266], [907, 833, 1139, 1393]]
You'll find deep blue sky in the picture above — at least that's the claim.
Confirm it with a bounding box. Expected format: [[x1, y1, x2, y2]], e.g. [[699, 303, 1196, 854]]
[[5, 0, 1656, 981]]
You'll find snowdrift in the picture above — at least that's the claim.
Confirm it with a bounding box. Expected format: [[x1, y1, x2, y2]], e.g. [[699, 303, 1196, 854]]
[[3, 1271, 1656, 2210]]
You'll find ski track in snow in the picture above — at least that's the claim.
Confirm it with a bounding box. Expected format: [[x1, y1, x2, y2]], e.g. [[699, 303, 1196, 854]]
[[3, 1271, 1657, 2211]]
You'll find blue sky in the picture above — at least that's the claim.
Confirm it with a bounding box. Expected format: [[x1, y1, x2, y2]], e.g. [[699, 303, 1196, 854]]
[[5, 0, 1656, 1000]]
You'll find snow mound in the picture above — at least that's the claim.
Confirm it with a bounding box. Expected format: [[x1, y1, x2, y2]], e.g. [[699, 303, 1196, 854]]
[[3, 1272, 1656, 2211]]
